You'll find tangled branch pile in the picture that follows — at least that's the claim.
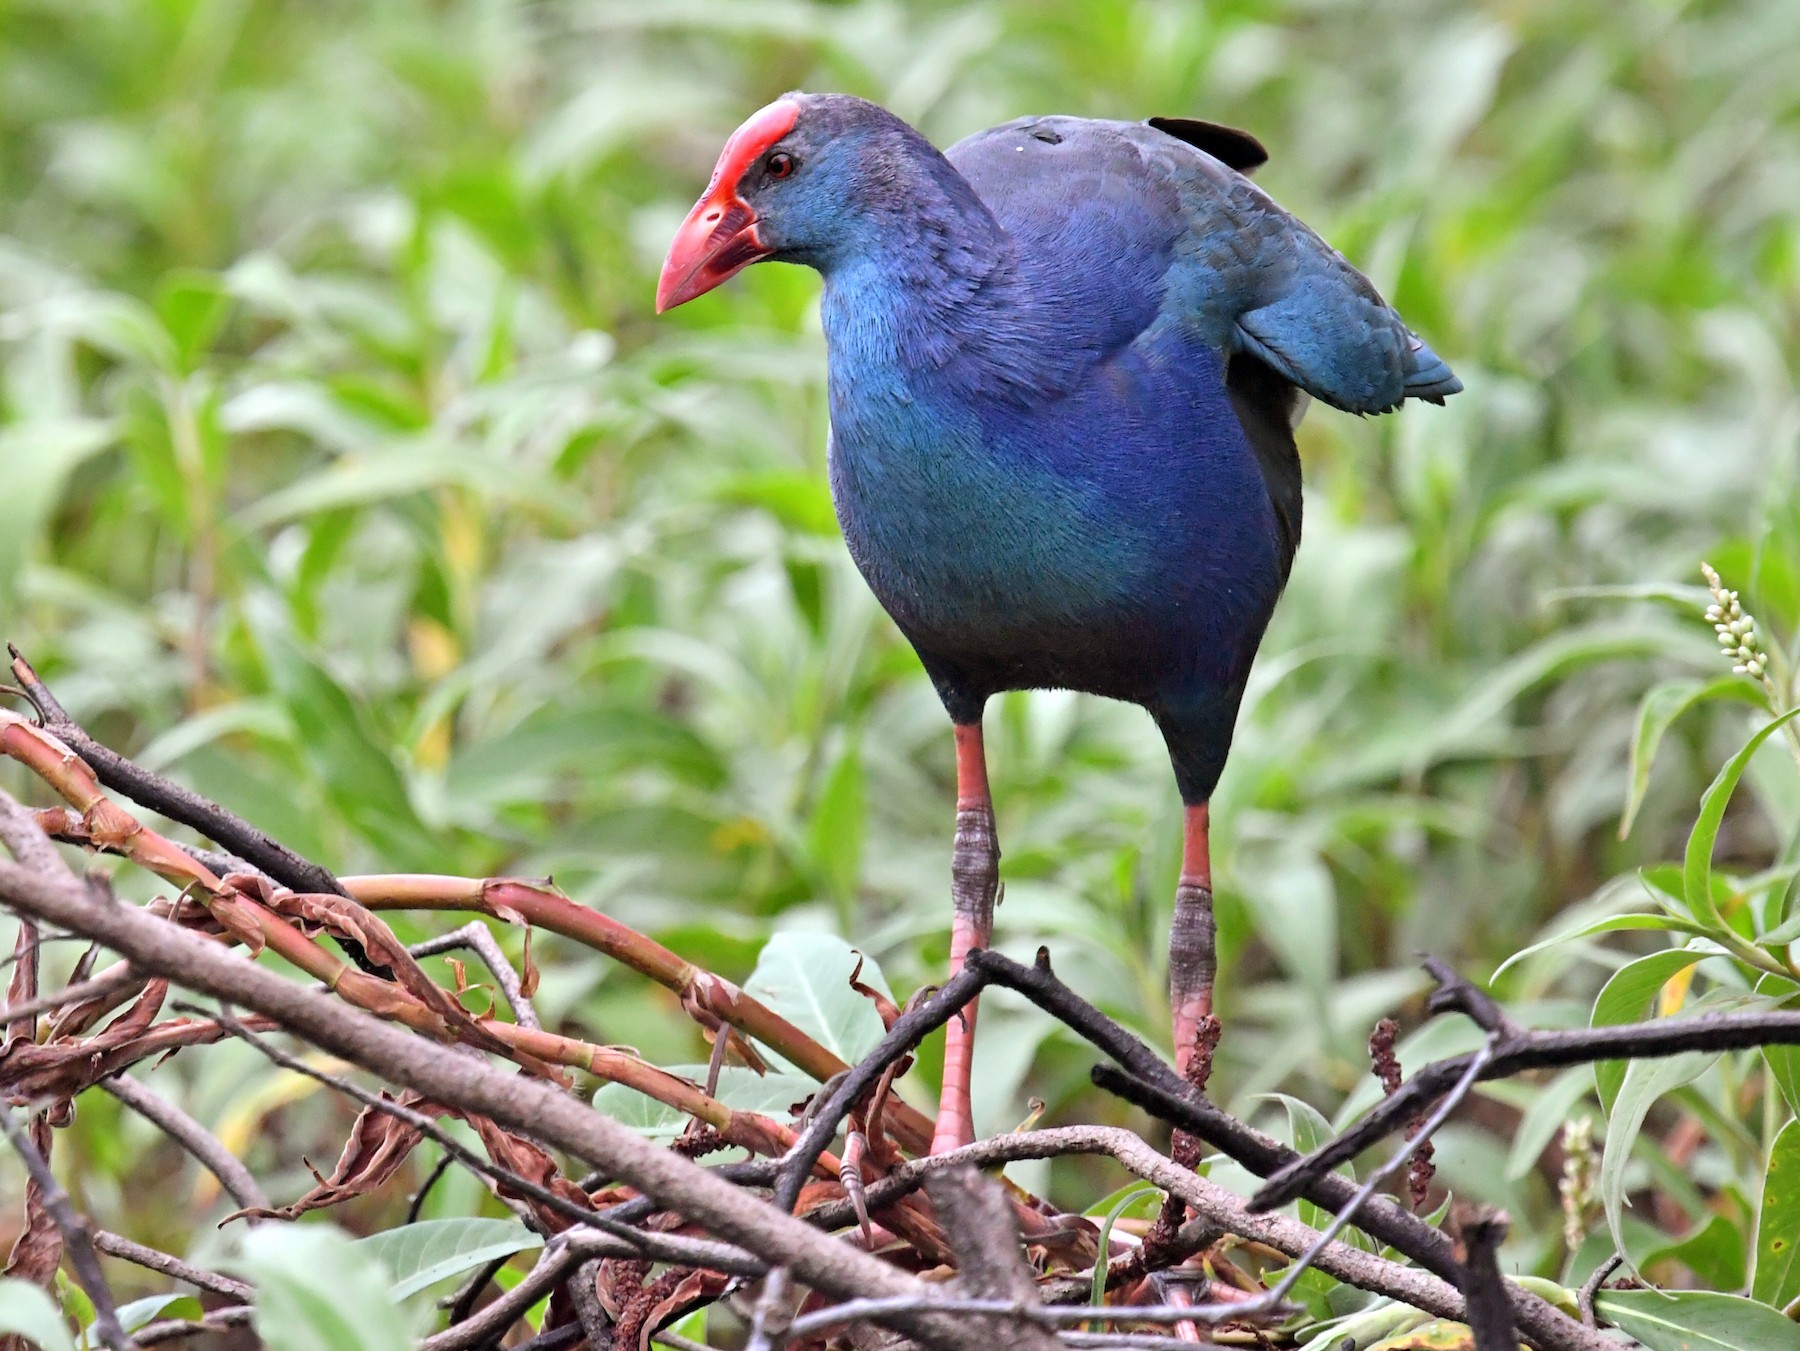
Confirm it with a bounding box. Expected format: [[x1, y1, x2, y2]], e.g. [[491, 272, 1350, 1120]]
[[4, 641, 1800, 1351]]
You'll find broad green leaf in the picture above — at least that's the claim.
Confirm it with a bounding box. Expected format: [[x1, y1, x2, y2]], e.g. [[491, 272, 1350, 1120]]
[[1754, 1119, 1800, 1308], [232, 1222, 417, 1351], [1595, 1288, 1800, 1350], [744, 932, 893, 1066], [0, 1277, 73, 1351], [1622, 677, 1770, 839], [1643, 1213, 1746, 1291], [1592, 949, 1709, 1113], [1600, 1052, 1717, 1262], [356, 1218, 543, 1301], [1684, 710, 1800, 925]]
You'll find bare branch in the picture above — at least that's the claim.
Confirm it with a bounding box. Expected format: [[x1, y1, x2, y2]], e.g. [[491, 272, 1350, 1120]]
[[92, 1231, 251, 1301], [410, 920, 540, 1030], [961, 950, 1613, 1351], [132, 1308, 253, 1345], [101, 1073, 272, 1214]]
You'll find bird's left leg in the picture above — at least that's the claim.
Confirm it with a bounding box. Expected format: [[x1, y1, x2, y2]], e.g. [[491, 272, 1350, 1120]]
[[931, 720, 999, 1154], [1169, 801, 1216, 1077]]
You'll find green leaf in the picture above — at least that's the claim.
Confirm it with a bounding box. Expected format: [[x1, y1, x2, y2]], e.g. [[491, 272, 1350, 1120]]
[[1643, 1212, 1747, 1291], [1260, 1092, 1348, 1232], [1754, 1119, 1800, 1308], [1088, 1183, 1161, 1307], [1754, 977, 1800, 1114], [1592, 949, 1709, 1114], [355, 1218, 544, 1301], [1595, 1288, 1800, 1350], [1493, 910, 1699, 980], [231, 1222, 417, 1351], [1684, 710, 1800, 926], [1622, 677, 1770, 839], [115, 1294, 199, 1334], [744, 932, 892, 1066], [0, 1277, 73, 1351], [1600, 1052, 1717, 1263]]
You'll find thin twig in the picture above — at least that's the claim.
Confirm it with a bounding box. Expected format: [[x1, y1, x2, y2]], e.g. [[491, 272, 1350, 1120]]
[[132, 1308, 254, 1345], [420, 1231, 616, 1351], [773, 964, 986, 1213], [1578, 1254, 1623, 1328], [0, 1107, 130, 1351], [785, 1295, 1283, 1339], [93, 1230, 252, 1301], [410, 920, 541, 1030], [102, 1072, 272, 1213], [408, 1151, 456, 1223]]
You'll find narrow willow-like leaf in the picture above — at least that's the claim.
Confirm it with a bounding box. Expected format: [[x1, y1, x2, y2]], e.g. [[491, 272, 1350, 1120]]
[[1600, 1053, 1716, 1265], [1683, 709, 1800, 925], [1621, 676, 1768, 839], [1592, 948, 1709, 1114]]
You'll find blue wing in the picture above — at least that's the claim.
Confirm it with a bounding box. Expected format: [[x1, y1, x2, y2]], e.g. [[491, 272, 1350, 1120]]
[[948, 116, 1461, 415]]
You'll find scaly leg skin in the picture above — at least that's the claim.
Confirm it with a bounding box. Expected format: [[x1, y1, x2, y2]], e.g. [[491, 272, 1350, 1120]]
[[930, 721, 999, 1155], [1166, 800, 1217, 1341], [1169, 801, 1216, 1077]]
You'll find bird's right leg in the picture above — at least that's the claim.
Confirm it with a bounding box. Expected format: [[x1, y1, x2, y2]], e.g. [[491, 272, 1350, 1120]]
[[931, 720, 999, 1154], [1169, 801, 1216, 1076]]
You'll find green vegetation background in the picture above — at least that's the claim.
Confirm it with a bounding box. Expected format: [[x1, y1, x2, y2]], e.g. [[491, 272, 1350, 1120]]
[[1, 0, 1798, 1310]]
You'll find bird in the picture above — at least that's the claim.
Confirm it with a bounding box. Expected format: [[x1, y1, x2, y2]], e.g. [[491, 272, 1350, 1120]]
[[656, 92, 1460, 1155]]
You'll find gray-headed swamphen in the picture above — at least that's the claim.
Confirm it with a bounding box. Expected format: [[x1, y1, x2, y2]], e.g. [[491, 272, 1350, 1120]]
[[657, 93, 1461, 1154]]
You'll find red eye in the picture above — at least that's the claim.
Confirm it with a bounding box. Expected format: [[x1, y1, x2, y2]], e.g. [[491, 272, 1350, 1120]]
[[766, 151, 795, 180]]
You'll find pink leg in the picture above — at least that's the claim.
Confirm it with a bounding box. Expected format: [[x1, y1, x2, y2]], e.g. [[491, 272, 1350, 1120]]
[[1170, 802, 1216, 1077], [931, 722, 999, 1155]]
